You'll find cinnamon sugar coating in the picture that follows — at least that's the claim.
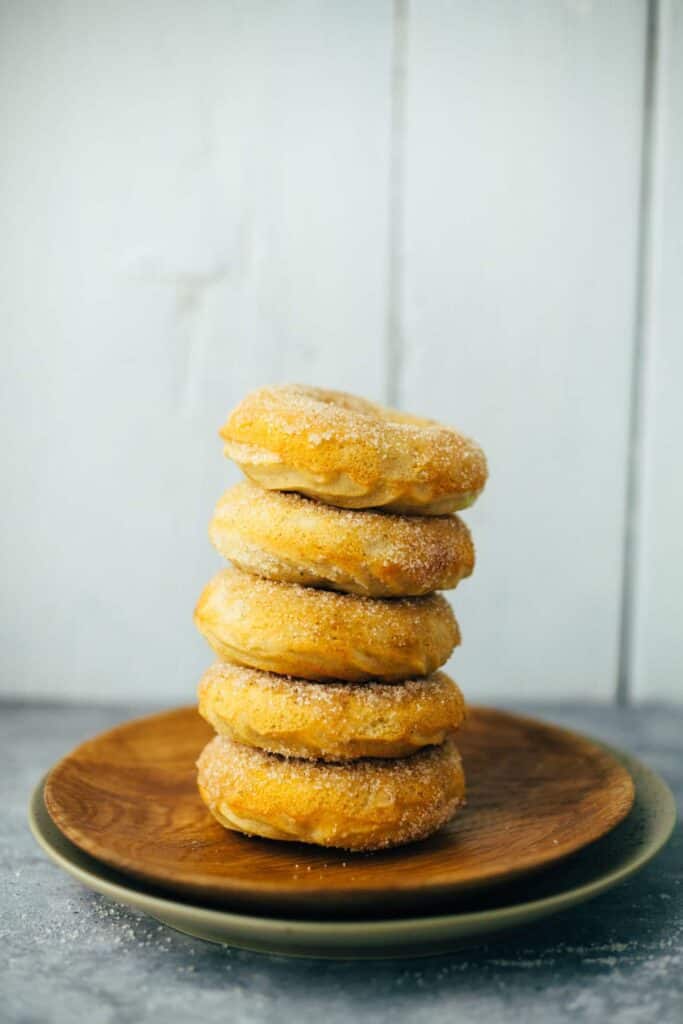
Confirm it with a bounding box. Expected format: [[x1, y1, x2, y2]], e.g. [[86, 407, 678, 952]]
[[198, 662, 467, 761], [197, 734, 466, 850], [210, 482, 474, 597], [194, 567, 460, 682], [220, 384, 487, 515]]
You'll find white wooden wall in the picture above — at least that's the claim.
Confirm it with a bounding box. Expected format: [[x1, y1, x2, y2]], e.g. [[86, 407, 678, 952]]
[[632, 0, 683, 702], [0, 0, 679, 704]]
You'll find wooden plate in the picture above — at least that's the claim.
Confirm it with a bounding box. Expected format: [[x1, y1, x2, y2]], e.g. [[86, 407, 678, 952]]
[[44, 706, 635, 917], [30, 750, 675, 957]]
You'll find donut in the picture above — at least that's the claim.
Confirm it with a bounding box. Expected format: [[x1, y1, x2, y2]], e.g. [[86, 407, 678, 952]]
[[219, 384, 487, 515], [194, 567, 460, 682], [198, 662, 467, 761], [209, 481, 475, 597], [196, 734, 465, 850]]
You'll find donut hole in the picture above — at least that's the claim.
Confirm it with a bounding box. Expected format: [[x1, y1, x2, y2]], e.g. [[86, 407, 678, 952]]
[[306, 386, 437, 432]]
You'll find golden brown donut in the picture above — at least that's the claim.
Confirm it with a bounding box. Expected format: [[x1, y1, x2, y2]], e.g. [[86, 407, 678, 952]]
[[198, 662, 467, 761], [197, 734, 465, 850], [209, 482, 475, 597], [220, 384, 487, 515], [194, 567, 460, 682]]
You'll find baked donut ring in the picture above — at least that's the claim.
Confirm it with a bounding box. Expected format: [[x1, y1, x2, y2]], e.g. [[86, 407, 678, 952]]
[[209, 482, 475, 597], [194, 567, 460, 682], [197, 735, 465, 851], [220, 384, 487, 515], [198, 662, 467, 761]]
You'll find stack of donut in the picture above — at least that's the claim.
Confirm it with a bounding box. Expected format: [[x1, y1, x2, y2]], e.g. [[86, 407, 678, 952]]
[[194, 384, 487, 851]]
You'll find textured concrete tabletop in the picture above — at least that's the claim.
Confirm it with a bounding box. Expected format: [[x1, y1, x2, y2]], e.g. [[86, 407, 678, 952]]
[[2, 701, 681, 1024]]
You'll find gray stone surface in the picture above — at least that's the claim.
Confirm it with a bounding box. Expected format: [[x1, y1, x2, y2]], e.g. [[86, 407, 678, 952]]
[[1, 701, 681, 1024]]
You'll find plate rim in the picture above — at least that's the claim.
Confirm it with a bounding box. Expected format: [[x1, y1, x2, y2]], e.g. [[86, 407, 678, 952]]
[[41, 705, 638, 905], [28, 740, 676, 954]]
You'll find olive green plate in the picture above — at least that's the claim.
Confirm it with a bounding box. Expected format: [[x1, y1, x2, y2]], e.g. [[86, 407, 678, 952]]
[[29, 741, 674, 960]]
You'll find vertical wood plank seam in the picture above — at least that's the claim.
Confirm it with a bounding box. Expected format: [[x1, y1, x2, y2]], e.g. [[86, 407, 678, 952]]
[[616, 0, 661, 706], [385, 0, 408, 407]]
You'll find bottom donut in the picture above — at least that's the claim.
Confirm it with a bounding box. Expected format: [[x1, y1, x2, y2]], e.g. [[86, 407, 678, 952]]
[[196, 734, 466, 851]]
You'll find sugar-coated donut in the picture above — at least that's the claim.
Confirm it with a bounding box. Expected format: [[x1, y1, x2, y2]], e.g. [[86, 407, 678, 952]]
[[209, 482, 475, 597], [220, 384, 487, 515], [194, 567, 460, 682], [197, 734, 465, 850], [198, 662, 467, 761]]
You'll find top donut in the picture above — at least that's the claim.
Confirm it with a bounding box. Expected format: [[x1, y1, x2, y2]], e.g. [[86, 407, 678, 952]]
[[220, 384, 488, 515]]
